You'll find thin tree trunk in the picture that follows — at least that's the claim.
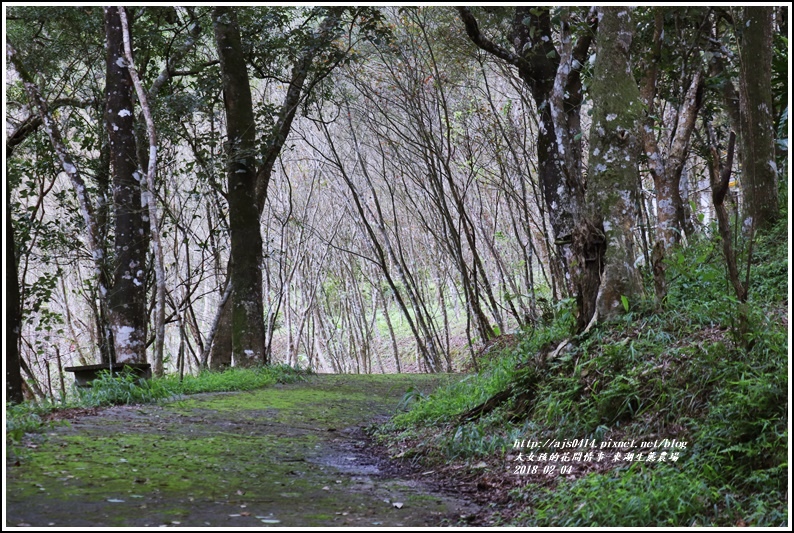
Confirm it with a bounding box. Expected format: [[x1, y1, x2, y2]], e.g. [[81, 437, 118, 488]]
[[706, 128, 746, 302], [55, 345, 66, 401], [6, 204, 24, 404], [378, 284, 402, 373]]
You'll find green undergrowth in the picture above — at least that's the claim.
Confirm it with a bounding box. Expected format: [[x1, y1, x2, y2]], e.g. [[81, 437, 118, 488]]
[[6, 364, 309, 443], [158, 363, 309, 395], [378, 216, 788, 527]]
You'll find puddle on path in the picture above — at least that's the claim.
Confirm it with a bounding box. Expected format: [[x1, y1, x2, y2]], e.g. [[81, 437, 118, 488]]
[[6, 374, 478, 527]]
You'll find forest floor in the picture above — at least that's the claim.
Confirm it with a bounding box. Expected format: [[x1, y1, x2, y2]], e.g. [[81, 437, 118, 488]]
[[5, 374, 482, 528]]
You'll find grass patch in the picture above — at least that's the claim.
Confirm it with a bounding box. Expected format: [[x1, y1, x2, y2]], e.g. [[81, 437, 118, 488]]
[[76, 368, 177, 407], [159, 363, 308, 395], [514, 464, 718, 527], [6, 402, 59, 444], [6, 364, 310, 443]]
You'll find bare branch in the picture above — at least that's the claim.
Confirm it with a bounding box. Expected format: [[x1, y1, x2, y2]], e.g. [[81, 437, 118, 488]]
[[456, 7, 526, 69]]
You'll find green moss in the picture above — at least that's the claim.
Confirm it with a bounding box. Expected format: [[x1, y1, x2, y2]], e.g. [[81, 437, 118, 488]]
[[7, 374, 469, 527]]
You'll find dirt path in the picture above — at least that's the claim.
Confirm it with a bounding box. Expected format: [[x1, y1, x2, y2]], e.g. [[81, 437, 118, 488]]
[[6, 374, 478, 527]]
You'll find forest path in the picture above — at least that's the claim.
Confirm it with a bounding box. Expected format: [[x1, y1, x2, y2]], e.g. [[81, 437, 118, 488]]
[[6, 374, 478, 527]]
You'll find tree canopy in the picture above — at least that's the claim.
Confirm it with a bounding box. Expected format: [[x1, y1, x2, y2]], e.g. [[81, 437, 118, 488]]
[[6, 5, 788, 396]]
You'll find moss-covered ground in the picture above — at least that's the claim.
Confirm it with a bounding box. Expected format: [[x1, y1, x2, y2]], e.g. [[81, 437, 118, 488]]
[[6, 374, 477, 527]]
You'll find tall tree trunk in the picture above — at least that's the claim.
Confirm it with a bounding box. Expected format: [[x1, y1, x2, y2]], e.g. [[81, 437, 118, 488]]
[[104, 7, 148, 364], [639, 9, 705, 302], [213, 7, 267, 366], [119, 7, 167, 376], [457, 7, 596, 297], [578, 7, 643, 329], [737, 7, 779, 231], [6, 204, 24, 404], [205, 8, 345, 365]]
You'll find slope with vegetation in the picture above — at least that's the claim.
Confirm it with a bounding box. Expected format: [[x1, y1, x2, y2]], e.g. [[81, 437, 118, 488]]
[[377, 214, 789, 527]]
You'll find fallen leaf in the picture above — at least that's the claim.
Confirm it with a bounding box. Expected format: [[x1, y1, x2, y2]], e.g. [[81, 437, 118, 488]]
[[393, 502, 404, 509], [107, 498, 125, 503], [472, 461, 488, 469]]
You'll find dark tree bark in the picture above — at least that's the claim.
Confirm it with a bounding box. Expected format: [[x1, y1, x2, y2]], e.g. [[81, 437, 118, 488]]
[[706, 128, 746, 302], [6, 203, 24, 404], [213, 7, 267, 366], [737, 7, 779, 231], [104, 7, 148, 364], [206, 7, 346, 365], [457, 7, 597, 295], [119, 7, 167, 376]]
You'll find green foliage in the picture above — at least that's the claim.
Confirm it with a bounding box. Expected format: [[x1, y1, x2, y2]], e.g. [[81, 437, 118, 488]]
[[388, 350, 522, 428], [6, 403, 49, 444], [439, 421, 514, 460], [397, 385, 427, 411], [692, 316, 787, 495], [381, 222, 787, 526], [160, 363, 308, 395], [515, 465, 718, 527], [748, 215, 788, 303], [76, 368, 176, 407]]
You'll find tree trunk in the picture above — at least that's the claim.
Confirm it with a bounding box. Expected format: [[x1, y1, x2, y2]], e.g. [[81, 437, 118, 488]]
[[104, 7, 148, 364], [119, 7, 167, 376], [457, 7, 596, 297], [213, 7, 267, 367], [6, 204, 24, 404], [639, 10, 704, 303], [737, 7, 779, 231], [578, 7, 643, 328], [209, 291, 234, 370]]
